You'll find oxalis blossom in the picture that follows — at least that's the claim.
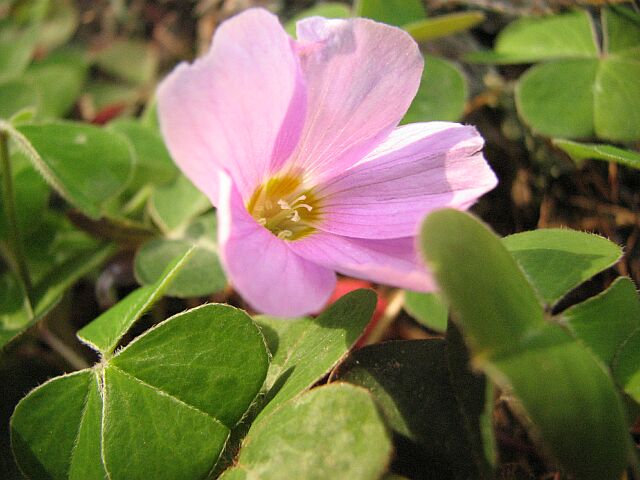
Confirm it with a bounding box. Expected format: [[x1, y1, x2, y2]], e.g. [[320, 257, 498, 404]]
[[157, 8, 497, 317]]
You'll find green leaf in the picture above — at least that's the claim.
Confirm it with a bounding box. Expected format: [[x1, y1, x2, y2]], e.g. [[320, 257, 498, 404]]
[[11, 303, 269, 479], [354, 0, 425, 26], [516, 58, 640, 142], [12, 121, 134, 218], [35, 0, 78, 53], [502, 229, 622, 306], [402, 55, 467, 123], [77, 247, 195, 355], [285, 3, 351, 36], [0, 25, 38, 83], [221, 383, 392, 480], [403, 290, 448, 332], [94, 39, 159, 86], [404, 12, 485, 43], [336, 338, 492, 479], [466, 10, 597, 64], [613, 328, 640, 403], [593, 57, 640, 142], [604, 6, 640, 59], [0, 80, 40, 120], [24, 52, 88, 118], [563, 277, 640, 365], [0, 243, 116, 349], [255, 289, 376, 421], [108, 119, 177, 190], [553, 138, 640, 169], [135, 213, 225, 298], [420, 209, 631, 480], [148, 175, 210, 234], [515, 58, 598, 139]]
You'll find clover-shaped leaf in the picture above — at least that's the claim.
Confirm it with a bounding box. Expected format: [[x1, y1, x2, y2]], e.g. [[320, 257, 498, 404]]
[[11, 303, 269, 479]]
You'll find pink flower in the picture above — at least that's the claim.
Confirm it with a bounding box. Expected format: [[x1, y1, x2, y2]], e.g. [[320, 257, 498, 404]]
[[157, 8, 497, 317]]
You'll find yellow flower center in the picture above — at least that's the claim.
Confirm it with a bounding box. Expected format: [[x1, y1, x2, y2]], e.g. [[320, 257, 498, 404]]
[[247, 175, 320, 241]]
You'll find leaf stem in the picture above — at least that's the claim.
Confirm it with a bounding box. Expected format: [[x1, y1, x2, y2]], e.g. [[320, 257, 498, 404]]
[[39, 323, 91, 371], [0, 129, 33, 301]]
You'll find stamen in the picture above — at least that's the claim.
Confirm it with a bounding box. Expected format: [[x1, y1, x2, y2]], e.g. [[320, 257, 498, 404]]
[[277, 230, 293, 239], [277, 199, 291, 210], [257, 218, 267, 226], [290, 210, 301, 222]]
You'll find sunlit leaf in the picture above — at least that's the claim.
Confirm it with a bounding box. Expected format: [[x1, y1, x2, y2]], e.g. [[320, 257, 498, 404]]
[[553, 139, 640, 169], [220, 384, 392, 480], [502, 228, 622, 306]]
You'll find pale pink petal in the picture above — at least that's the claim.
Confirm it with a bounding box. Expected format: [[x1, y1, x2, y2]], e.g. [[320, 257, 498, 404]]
[[282, 17, 423, 183], [157, 8, 306, 202], [217, 174, 336, 318], [288, 232, 435, 292], [311, 123, 497, 239]]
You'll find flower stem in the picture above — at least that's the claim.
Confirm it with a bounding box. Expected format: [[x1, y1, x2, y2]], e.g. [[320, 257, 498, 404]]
[[0, 129, 33, 300]]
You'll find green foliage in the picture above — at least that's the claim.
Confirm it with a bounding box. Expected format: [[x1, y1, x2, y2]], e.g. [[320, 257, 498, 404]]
[[94, 39, 159, 86], [335, 333, 492, 479], [11, 304, 269, 479], [470, 7, 640, 142], [502, 228, 622, 306], [354, 0, 425, 26], [403, 55, 467, 123], [135, 212, 226, 298], [553, 138, 640, 169], [77, 248, 195, 355], [420, 209, 632, 480], [403, 290, 448, 332], [404, 12, 485, 43], [255, 289, 376, 420], [220, 383, 392, 480], [14, 121, 134, 219], [0, 243, 116, 349]]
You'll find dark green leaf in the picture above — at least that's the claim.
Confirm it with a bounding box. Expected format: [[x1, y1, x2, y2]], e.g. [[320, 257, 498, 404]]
[[336, 338, 492, 479], [0, 80, 40, 120], [12, 304, 269, 479], [0, 243, 116, 349]]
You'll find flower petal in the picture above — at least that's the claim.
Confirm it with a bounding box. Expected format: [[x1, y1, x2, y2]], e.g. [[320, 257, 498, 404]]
[[217, 174, 336, 318], [313, 123, 498, 239], [157, 8, 306, 202], [289, 232, 435, 292], [285, 17, 423, 183]]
